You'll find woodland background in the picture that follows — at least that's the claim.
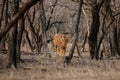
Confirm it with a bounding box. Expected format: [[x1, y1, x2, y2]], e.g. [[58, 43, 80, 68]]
[[0, 0, 120, 80]]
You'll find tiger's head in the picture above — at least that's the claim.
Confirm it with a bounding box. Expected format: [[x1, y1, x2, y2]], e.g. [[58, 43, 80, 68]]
[[60, 35, 68, 47]]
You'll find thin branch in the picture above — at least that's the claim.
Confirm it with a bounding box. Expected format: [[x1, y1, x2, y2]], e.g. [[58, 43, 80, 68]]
[[113, 12, 120, 17], [26, 13, 38, 39], [47, 21, 63, 30], [24, 29, 33, 51]]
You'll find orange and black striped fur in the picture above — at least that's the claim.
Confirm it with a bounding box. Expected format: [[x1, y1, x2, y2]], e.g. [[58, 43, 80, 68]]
[[53, 33, 68, 57]]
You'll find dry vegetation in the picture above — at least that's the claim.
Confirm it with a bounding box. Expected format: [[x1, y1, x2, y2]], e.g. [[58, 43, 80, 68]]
[[0, 44, 120, 80], [0, 0, 120, 80]]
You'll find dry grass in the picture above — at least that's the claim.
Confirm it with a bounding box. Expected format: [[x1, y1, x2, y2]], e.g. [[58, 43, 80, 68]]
[[0, 44, 120, 80]]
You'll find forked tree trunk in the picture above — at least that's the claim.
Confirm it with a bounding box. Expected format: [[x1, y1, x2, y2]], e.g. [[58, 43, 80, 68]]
[[88, 0, 104, 60], [6, 0, 40, 68], [103, 0, 120, 57]]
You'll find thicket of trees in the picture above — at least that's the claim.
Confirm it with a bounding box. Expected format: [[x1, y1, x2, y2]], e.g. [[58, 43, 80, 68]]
[[0, 0, 120, 69]]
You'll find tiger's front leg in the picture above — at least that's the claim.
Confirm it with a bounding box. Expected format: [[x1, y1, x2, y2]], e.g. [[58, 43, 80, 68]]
[[59, 47, 66, 62]]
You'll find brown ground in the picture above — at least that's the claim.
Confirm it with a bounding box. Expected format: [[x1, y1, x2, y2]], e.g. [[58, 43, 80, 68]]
[[0, 44, 120, 80]]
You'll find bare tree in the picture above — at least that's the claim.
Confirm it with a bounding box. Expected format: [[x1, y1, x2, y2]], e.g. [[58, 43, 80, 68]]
[[108, 0, 120, 56], [88, 0, 104, 60], [7, 0, 19, 68], [96, 0, 120, 59], [0, 0, 40, 69], [17, 14, 24, 62], [67, 0, 83, 63]]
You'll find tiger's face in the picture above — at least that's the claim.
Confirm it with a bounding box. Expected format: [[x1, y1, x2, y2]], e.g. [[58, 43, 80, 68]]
[[60, 35, 68, 47]]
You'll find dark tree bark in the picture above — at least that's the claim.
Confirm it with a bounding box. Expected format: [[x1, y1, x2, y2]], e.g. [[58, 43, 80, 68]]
[[67, 0, 83, 63], [7, 0, 19, 68], [88, 0, 104, 60], [7, 25, 17, 68], [88, 6, 99, 59], [17, 15, 24, 62]]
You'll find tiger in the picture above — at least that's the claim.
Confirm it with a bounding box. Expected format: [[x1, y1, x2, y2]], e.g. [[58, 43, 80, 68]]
[[53, 33, 68, 57]]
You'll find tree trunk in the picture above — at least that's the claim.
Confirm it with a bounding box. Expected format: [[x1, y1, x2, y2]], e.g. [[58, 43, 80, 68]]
[[88, 5, 100, 60], [7, 25, 17, 68], [17, 15, 24, 62], [110, 23, 119, 56], [67, 0, 83, 63], [88, 0, 104, 60], [7, 0, 18, 68], [104, 0, 120, 57], [40, 1, 49, 55]]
